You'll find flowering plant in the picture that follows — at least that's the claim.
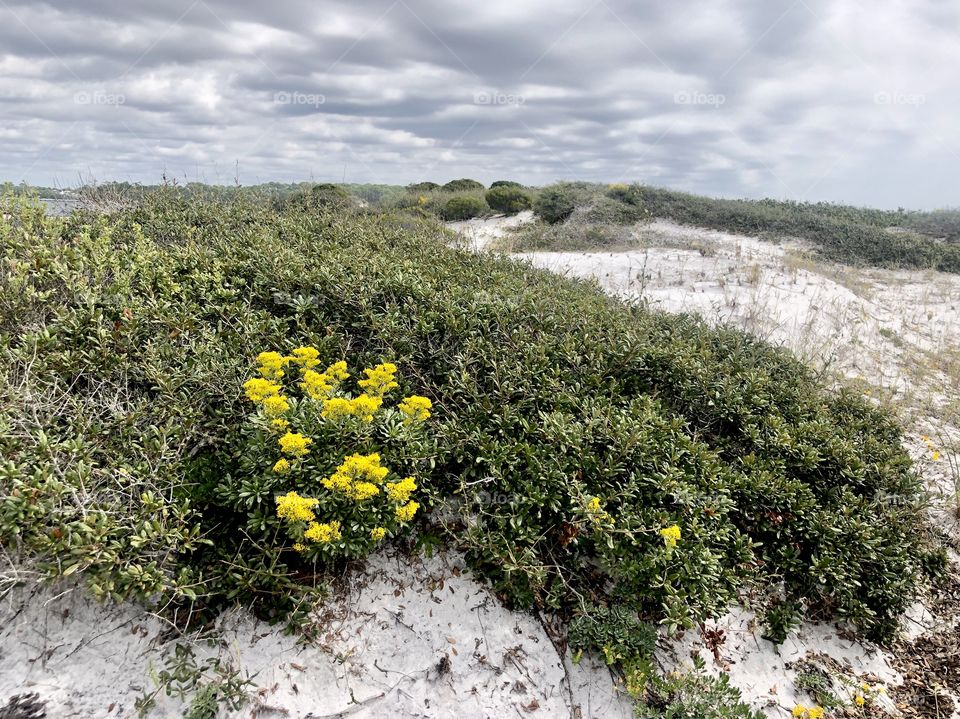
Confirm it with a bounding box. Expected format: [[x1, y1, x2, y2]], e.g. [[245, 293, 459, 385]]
[[240, 347, 433, 559]]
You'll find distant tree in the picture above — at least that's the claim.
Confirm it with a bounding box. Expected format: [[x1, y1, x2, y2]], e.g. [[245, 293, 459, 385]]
[[441, 178, 485, 193]]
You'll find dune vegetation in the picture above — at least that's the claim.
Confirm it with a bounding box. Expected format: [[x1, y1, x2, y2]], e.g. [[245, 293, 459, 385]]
[[0, 185, 950, 715]]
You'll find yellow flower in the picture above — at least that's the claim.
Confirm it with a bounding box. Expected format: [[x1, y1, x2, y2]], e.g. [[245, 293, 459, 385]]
[[275, 491, 318, 522], [322, 453, 390, 495], [587, 496, 601, 513], [293, 542, 306, 553], [271, 418, 290, 432], [660, 524, 681, 549], [386, 476, 417, 503], [792, 706, 807, 719], [932, 450, 941, 461], [395, 500, 420, 522], [348, 481, 381, 501], [256, 351, 288, 380], [273, 458, 291, 474], [807, 709, 824, 719], [357, 363, 399, 397], [321, 397, 354, 419], [289, 346, 321, 369], [398, 395, 432, 422], [854, 693, 865, 706], [304, 520, 342, 543], [243, 377, 281, 402], [371, 527, 387, 541], [279, 432, 312, 457], [261, 394, 290, 417], [351, 394, 383, 422], [325, 361, 350, 381], [301, 369, 334, 400]]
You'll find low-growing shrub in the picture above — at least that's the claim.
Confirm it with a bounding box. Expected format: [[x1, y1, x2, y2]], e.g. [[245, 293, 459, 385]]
[[440, 194, 487, 220], [490, 180, 523, 189], [533, 183, 579, 223], [485, 185, 532, 215], [0, 189, 939, 646], [407, 181, 440, 193], [441, 178, 485, 193]]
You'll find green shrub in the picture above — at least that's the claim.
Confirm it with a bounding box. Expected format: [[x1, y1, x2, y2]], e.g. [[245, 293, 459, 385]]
[[533, 183, 579, 223], [0, 189, 938, 644], [490, 180, 523, 189], [441, 178, 485, 193], [485, 185, 532, 215], [440, 194, 487, 220], [407, 181, 440, 193], [637, 658, 764, 719], [282, 183, 353, 212]]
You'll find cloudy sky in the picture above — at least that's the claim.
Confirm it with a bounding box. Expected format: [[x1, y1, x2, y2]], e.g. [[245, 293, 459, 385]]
[[1, 0, 956, 208]]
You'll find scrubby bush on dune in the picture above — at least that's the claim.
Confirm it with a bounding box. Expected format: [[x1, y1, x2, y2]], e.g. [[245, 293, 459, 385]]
[[281, 183, 353, 212], [533, 182, 581, 223], [0, 190, 941, 650], [441, 178, 485, 193], [406, 181, 440, 193], [439, 194, 488, 220], [490, 180, 523, 189], [485, 185, 532, 214]]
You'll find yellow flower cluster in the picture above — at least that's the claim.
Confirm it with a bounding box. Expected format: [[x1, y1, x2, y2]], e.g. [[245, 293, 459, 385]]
[[243, 377, 281, 402], [304, 520, 342, 543], [398, 395, 432, 422], [301, 369, 333, 400], [395, 501, 419, 522], [371, 527, 387, 541], [257, 351, 288, 380], [275, 491, 319, 522], [273, 458, 291, 474], [660, 524, 681, 549], [290, 346, 321, 369], [921, 435, 941, 461], [358, 363, 399, 397], [279, 432, 312, 457], [585, 496, 613, 525], [792, 705, 824, 719], [386, 476, 417, 503], [323, 453, 390, 500], [322, 394, 383, 422], [852, 681, 885, 708], [262, 395, 290, 417]]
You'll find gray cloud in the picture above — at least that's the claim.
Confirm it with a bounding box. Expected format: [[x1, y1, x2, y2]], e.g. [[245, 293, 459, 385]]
[[1, 0, 955, 208]]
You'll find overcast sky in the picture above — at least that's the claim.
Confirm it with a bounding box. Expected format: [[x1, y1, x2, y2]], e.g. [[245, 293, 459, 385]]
[[1, 0, 956, 208]]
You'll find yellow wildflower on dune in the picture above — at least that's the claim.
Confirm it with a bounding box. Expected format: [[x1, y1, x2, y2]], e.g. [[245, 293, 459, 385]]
[[301, 369, 333, 400], [289, 346, 321, 369], [271, 418, 289, 432], [275, 491, 318, 522], [279, 432, 312, 457], [386, 476, 417, 503], [398, 395, 432, 422], [273, 458, 291, 474], [325, 361, 350, 381], [358, 363, 399, 397], [371, 527, 387, 541], [660, 524, 681, 549], [395, 500, 420, 522], [261, 394, 290, 417], [304, 520, 342, 544], [243, 377, 281, 402], [256, 351, 288, 380], [350, 393, 383, 422], [348, 481, 381, 501]]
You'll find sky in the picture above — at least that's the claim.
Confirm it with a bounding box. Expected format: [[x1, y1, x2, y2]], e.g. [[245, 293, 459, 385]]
[[1, 0, 956, 209]]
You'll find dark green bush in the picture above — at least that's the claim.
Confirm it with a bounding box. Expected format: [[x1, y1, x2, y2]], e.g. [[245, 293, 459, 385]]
[[0, 190, 938, 643], [282, 183, 353, 212], [441, 178, 485, 193], [533, 184, 579, 223], [485, 186, 532, 215], [490, 180, 523, 189], [439, 194, 487, 220], [407, 181, 440, 193]]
